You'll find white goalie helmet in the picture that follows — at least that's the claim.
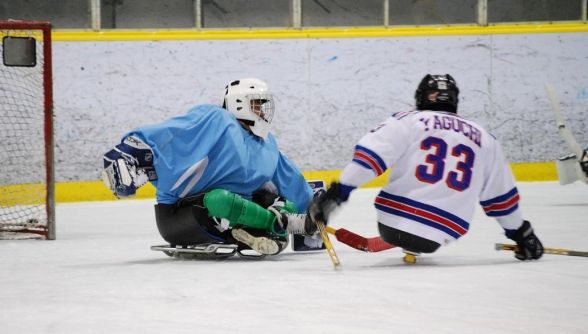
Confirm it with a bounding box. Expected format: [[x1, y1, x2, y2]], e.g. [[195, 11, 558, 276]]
[[222, 78, 275, 139]]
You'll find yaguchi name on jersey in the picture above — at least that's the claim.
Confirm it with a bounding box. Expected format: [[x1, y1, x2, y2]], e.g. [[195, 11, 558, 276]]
[[429, 114, 482, 147]]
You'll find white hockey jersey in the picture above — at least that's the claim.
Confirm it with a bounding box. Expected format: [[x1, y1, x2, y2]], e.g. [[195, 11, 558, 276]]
[[339, 110, 523, 245]]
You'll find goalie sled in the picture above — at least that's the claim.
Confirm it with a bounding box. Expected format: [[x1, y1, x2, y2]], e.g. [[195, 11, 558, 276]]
[[151, 243, 238, 260], [151, 243, 270, 260]]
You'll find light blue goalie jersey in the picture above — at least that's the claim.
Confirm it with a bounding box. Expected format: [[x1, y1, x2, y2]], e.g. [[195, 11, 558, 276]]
[[124, 104, 312, 211]]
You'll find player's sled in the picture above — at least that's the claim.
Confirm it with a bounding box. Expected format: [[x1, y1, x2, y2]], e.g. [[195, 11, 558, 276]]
[[151, 243, 238, 260]]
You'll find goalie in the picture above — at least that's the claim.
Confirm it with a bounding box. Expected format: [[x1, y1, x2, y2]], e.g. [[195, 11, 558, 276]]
[[102, 78, 316, 257]]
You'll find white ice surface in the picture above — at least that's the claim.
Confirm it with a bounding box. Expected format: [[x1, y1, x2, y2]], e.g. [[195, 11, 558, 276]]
[[1, 182, 587, 334]]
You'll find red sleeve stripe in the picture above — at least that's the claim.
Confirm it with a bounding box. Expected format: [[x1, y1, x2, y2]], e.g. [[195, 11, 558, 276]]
[[353, 151, 384, 176]]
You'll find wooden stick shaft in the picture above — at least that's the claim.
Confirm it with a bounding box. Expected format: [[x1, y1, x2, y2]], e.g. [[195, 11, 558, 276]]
[[495, 243, 588, 257], [317, 222, 341, 267]]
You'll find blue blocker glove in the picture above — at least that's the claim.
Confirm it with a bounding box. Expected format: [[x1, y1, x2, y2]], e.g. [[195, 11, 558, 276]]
[[102, 135, 156, 198]]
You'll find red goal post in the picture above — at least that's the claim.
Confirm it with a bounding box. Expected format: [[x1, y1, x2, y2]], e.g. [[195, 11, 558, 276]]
[[0, 20, 55, 240]]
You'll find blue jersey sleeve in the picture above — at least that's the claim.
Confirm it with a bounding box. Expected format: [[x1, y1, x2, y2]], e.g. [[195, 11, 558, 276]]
[[272, 152, 313, 212]]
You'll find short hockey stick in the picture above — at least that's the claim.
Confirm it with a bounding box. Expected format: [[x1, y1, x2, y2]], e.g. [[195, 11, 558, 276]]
[[495, 243, 588, 257], [326, 226, 395, 252], [316, 220, 341, 268]]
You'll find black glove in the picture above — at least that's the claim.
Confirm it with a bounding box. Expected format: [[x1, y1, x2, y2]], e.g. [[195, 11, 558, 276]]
[[307, 182, 346, 225], [506, 220, 544, 261]]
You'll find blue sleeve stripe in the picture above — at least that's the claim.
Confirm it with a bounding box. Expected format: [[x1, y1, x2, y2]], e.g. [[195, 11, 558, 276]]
[[479, 187, 519, 206], [355, 145, 387, 173], [352, 158, 372, 170], [485, 204, 519, 217]]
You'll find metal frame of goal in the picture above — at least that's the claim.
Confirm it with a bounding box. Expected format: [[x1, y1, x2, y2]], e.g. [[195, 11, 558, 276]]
[[0, 20, 55, 240]]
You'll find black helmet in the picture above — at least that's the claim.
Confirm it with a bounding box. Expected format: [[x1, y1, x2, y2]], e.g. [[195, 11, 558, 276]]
[[415, 74, 459, 113]]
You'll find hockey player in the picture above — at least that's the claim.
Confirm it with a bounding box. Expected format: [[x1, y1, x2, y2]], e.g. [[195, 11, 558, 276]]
[[307, 74, 544, 262], [102, 78, 315, 256]]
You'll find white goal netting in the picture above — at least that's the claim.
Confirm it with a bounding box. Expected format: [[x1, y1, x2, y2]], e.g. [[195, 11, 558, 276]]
[[0, 21, 54, 240]]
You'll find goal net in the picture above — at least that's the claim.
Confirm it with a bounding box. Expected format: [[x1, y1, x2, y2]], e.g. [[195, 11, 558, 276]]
[[0, 21, 55, 240]]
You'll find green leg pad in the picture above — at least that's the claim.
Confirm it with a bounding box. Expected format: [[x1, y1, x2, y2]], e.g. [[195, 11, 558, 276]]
[[203, 189, 280, 234]]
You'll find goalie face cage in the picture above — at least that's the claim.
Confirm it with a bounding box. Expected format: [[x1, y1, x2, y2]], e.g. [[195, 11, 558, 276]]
[[0, 21, 55, 240]]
